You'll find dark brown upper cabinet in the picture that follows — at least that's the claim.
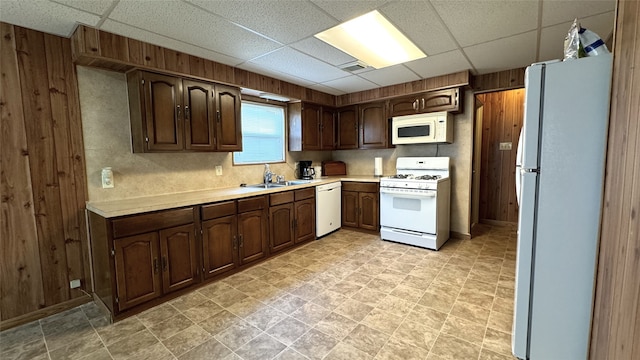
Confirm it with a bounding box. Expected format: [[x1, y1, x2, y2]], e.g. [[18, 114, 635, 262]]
[[388, 88, 461, 117], [288, 102, 335, 151], [336, 106, 358, 150], [359, 101, 387, 149], [127, 70, 241, 153]]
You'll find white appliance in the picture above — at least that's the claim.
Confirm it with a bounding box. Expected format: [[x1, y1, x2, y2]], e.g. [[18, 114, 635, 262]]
[[316, 182, 341, 237], [512, 54, 613, 360], [391, 111, 453, 145], [380, 157, 451, 250]]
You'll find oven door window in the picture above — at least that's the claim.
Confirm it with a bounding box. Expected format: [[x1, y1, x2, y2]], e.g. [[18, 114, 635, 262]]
[[380, 191, 437, 234]]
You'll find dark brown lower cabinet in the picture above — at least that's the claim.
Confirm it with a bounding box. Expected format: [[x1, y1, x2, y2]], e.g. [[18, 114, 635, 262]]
[[106, 207, 198, 313], [342, 182, 379, 232], [269, 188, 316, 253], [201, 196, 268, 279]]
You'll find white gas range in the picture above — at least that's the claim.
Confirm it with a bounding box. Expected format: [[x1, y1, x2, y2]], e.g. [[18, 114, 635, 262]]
[[379, 157, 451, 250]]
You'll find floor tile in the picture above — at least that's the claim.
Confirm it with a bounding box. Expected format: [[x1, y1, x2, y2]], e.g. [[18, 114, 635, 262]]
[[137, 303, 179, 328], [291, 302, 331, 326], [417, 291, 457, 313], [181, 300, 223, 322], [48, 332, 104, 360], [273, 348, 309, 360], [375, 336, 429, 360], [197, 309, 241, 335], [310, 290, 347, 310], [177, 338, 232, 360], [392, 319, 439, 350], [214, 320, 262, 351], [162, 324, 211, 357], [450, 301, 491, 326], [483, 328, 513, 356], [324, 342, 373, 360], [441, 315, 487, 345], [407, 304, 448, 331], [291, 328, 339, 360], [342, 324, 389, 357], [266, 317, 310, 346], [245, 306, 289, 331], [314, 311, 358, 340], [428, 334, 481, 360], [334, 298, 373, 322], [361, 308, 403, 335], [96, 317, 146, 346], [487, 310, 513, 333], [106, 329, 160, 360], [235, 333, 287, 360]]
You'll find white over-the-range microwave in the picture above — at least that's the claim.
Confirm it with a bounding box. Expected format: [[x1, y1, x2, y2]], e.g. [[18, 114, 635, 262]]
[[391, 111, 454, 144]]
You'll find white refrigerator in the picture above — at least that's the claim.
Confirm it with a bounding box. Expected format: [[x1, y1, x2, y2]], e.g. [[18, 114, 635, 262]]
[[512, 54, 613, 359]]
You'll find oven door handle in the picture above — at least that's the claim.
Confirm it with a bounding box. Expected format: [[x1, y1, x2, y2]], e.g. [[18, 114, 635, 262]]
[[380, 188, 436, 197]]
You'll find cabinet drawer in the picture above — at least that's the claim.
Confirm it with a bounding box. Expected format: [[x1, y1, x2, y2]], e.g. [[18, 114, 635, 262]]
[[201, 201, 236, 221], [270, 191, 294, 206], [238, 195, 267, 213], [294, 188, 315, 201], [111, 207, 194, 238], [342, 182, 378, 193]]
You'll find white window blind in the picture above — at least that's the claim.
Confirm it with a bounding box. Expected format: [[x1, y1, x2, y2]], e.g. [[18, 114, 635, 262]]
[[233, 102, 285, 164]]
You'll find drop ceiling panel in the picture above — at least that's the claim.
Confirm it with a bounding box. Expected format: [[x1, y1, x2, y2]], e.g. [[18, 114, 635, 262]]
[[379, 1, 458, 55], [308, 83, 347, 96], [321, 76, 379, 93], [187, 0, 337, 44], [539, 11, 615, 61], [51, 0, 116, 16], [405, 50, 474, 78], [290, 37, 357, 66], [358, 64, 421, 87], [0, 0, 100, 36], [248, 47, 349, 84], [311, 0, 390, 22], [101, 20, 243, 67], [464, 31, 537, 74], [431, 0, 539, 47], [108, 0, 281, 61], [541, 0, 615, 27], [237, 61, 316, 88]]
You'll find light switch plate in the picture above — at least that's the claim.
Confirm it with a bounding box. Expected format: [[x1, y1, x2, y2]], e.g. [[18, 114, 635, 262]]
[[215, 166, 223, 176], [70, 279, 81, 289]]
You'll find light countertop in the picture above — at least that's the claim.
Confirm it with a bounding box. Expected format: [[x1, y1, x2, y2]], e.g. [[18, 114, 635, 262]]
[[87, 176, 382, 218]]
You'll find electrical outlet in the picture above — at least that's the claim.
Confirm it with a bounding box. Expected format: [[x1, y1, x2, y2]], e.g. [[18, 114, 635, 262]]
[[70, 279, 81, 289], [499, 142, 513, 150], [215, 166, 223, 176]]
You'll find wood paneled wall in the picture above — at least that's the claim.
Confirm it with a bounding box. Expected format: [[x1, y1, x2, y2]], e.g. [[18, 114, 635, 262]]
[[471, 67, 526, 93], [590, 0, 640, 358], [476, 89, 525, 223], [0, 23, 90, 328]]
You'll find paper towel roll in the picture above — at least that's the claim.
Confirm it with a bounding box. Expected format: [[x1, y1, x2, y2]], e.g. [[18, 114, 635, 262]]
[[374, 157, 383, 176]]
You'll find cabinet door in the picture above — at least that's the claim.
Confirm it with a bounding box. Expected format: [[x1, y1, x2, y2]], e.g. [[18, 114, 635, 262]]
[[216, 85, 242, 151], [114, 232, 161, 311], [359, 102, 387, 149], [336, 106, 358, 150], [183, 80, 215, 151], [159, 224, 198, 293], [342, 190, 359, 228], [359, 192, 379, 231], [302, 103, 322, 150], [422, 88, 461, 113], [142, 72, 183, 151], [389, 95, 419, 117], [269, 203, 295, 253], [238, 209, 267, 265], [202, 215, 238, 279], [320, 107, 336, 150], [294, 198, 316, 244]]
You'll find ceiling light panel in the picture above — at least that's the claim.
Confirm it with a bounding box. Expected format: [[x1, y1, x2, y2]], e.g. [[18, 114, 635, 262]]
[[315, 10, 426, 69]]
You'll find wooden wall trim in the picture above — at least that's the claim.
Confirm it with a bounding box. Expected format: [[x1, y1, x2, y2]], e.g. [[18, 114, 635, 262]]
[[0, 22, 90, 327], [335, 71, 470, 106], [69, 25, 336, 107], [471, 67, 526, 93], [590, 0, 640, 359]]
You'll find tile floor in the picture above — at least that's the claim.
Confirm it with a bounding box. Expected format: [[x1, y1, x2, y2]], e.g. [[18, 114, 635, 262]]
[[0, 225, 518, 360]]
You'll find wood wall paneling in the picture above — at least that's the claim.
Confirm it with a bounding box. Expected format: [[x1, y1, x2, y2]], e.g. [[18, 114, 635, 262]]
[[0, 23, 90, 327], [472, 67, 526, 93], [590, 0, 640, 358], [477, 89, 524, 223]]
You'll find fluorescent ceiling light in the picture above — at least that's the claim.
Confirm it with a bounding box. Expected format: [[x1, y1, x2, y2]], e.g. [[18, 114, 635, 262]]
[[315, 10, 426, 69]]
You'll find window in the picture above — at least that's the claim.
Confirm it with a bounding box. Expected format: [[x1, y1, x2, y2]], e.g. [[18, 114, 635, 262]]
[[233, 101, 286, 164]]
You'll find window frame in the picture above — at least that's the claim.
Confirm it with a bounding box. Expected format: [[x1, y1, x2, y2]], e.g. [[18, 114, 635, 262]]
[[232, 100, 287, 166]]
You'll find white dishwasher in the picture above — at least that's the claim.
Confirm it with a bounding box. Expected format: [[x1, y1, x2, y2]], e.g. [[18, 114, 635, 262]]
[[316, 182, 341, 238]]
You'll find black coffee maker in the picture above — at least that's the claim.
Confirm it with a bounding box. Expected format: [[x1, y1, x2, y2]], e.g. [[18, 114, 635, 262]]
[[296, 160, 315, 179]]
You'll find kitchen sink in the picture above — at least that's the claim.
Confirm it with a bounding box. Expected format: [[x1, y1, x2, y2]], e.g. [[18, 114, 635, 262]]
[[245, 183, 288, 189]]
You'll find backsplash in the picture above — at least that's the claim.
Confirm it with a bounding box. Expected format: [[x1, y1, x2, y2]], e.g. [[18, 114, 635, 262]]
[[77, 67, 472, 236]]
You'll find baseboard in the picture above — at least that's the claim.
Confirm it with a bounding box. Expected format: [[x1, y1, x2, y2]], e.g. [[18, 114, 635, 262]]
[[451, 231, 471, 240], [0, 295, 92, 331], [480, 219, 518, 227]]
